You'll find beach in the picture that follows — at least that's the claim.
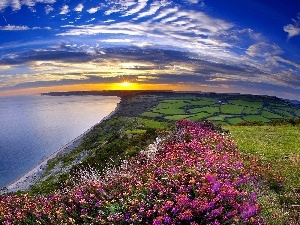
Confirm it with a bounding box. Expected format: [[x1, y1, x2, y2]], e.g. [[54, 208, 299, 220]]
[[1, 103, 119, 194]]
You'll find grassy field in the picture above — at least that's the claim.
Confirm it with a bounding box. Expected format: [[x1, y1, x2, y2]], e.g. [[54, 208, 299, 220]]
[[225, 125, 300, 224], [140, 93, 300, 125], [225, 125, 300, 189]]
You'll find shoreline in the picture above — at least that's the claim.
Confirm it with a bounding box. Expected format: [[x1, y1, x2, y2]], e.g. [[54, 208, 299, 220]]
[[0, 102, 120, 194]]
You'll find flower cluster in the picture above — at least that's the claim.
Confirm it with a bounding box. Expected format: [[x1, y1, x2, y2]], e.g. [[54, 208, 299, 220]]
[[0, 120, 281, 224]]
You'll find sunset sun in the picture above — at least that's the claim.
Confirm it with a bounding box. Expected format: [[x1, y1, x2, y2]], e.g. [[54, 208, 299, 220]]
[[113, 81, 138, 90], [120, 81, 132, 88]]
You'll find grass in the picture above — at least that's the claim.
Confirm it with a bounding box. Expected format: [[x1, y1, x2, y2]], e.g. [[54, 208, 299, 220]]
[[225, 125, 300, 188], [224, 124, 300, 224], [220, 104, 245, 114], [242, 114, 270, 122], [164, 114, 192, 120], [228, 99, 264, 108], [137, 118, 169, 130], [243, 106, 261, 114], [261, 110, 284, 119], [227, 117, 245, 124], [189, 106, 220, 114]]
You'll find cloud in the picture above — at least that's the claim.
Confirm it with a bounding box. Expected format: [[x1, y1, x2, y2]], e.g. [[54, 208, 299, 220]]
[[151, 7, 178, 21], [74, 3, 84, 12], [87, 6, 101, 14], [0, 25, 29, 30], [0, 0, 56, 11], [134, 1, 162, 20], [246, 42, 283, 57], [121, 0, 148, 17], [101, 38, 133, 43], [284, 13, 300, 39], [45, 5, 54, 14], [60, 5, 69, 15], [104, 0, 136, 15], [184, 0, 201, 4]]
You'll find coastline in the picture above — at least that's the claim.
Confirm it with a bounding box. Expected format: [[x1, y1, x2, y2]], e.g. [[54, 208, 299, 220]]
[[1, 102, 120, 194]]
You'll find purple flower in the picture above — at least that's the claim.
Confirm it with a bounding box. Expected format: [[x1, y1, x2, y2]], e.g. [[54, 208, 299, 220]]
[[211, 182, 222, 193]]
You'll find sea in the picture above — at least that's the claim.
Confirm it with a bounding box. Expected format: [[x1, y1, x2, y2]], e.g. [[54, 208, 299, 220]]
[[0, 94, 120, 188]]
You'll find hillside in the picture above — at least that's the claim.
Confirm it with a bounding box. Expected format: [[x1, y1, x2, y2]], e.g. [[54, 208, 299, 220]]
[[0, 120, 293, 224], [1, 91, 299, 224]]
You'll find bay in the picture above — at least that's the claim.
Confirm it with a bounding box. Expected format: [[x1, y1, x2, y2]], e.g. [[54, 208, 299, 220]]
[[0, 94, 120, 187]]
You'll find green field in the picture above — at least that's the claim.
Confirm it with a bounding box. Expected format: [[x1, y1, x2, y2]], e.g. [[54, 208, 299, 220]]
[[225, 125, 300, 189], [140, 93, 300, 125]]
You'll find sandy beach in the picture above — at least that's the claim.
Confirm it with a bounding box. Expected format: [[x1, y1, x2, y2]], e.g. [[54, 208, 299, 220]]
[[0, 104, 119, 194]]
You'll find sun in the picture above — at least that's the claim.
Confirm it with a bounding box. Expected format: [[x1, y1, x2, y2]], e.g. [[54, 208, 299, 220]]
[[113, 81, 138, 90], [120, 81, 132, 88]]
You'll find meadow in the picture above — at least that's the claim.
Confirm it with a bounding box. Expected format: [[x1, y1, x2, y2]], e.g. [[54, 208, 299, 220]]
[[0, 91, 299, 224]]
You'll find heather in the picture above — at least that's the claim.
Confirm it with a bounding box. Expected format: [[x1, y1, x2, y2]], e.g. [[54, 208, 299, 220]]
[[0, 121, 284, 224]]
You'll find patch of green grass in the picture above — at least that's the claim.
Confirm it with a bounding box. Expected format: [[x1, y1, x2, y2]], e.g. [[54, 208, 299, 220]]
[[141, 111, 163, 118], [227, 117, 245, 124], [189, 106, 220, 114], [154, 108, 186, 115], [294, 108, 300, 117], [225, 125, 300, 189], [164, 114, 192, 121], [188, 112, 211, 121], [125, 129, 147, 135], [271, 108, 295, 118], [137, 118, 169, 130], [160, 99, 188, 106], [243, 115, 270, 123], [152, 101, 186, 115], [190, 98, 218, 106], [206, 114, 234, 121], [243, 106, 261, 114], [261, 110, 284, 119], [228, 99, 264, 108], [220, 104, 245, 114]]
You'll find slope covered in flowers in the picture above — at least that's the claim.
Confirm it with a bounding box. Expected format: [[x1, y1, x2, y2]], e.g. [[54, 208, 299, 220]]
[[0, 120, 282, 224]]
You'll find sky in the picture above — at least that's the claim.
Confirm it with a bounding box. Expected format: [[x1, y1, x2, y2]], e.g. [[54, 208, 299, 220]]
[[0, 0, 300, 100]]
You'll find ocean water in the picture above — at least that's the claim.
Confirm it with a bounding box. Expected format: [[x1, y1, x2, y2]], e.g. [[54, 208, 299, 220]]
[[0, 94, 120, 188]]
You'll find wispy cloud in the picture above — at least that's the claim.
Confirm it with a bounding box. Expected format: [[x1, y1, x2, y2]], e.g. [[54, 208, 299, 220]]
[[104, 0, 136, 15], [134, 1, 163, 20], [0, 25, 29, 30], [246, 42, 283, 57], [45, 5, 54, 14], [121, 0, 149, 17], [151, 7, 178, 21], [0, 0, 56, 11], [101, 38, 133, 43], [284, 13, 300, 39]]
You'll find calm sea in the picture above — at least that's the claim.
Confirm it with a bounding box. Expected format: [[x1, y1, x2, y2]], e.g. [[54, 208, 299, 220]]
[[0, 94, 120, 187]]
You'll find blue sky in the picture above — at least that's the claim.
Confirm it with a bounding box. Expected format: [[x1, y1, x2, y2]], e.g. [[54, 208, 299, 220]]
[[0, 0, 300, 99]]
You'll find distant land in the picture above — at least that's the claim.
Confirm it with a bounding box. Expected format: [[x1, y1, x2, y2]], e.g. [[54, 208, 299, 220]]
[[41, 90, 300, 103]]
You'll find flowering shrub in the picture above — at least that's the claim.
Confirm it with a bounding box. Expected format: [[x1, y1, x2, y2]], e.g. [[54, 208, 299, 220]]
[[0, 120, 282, 224]]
